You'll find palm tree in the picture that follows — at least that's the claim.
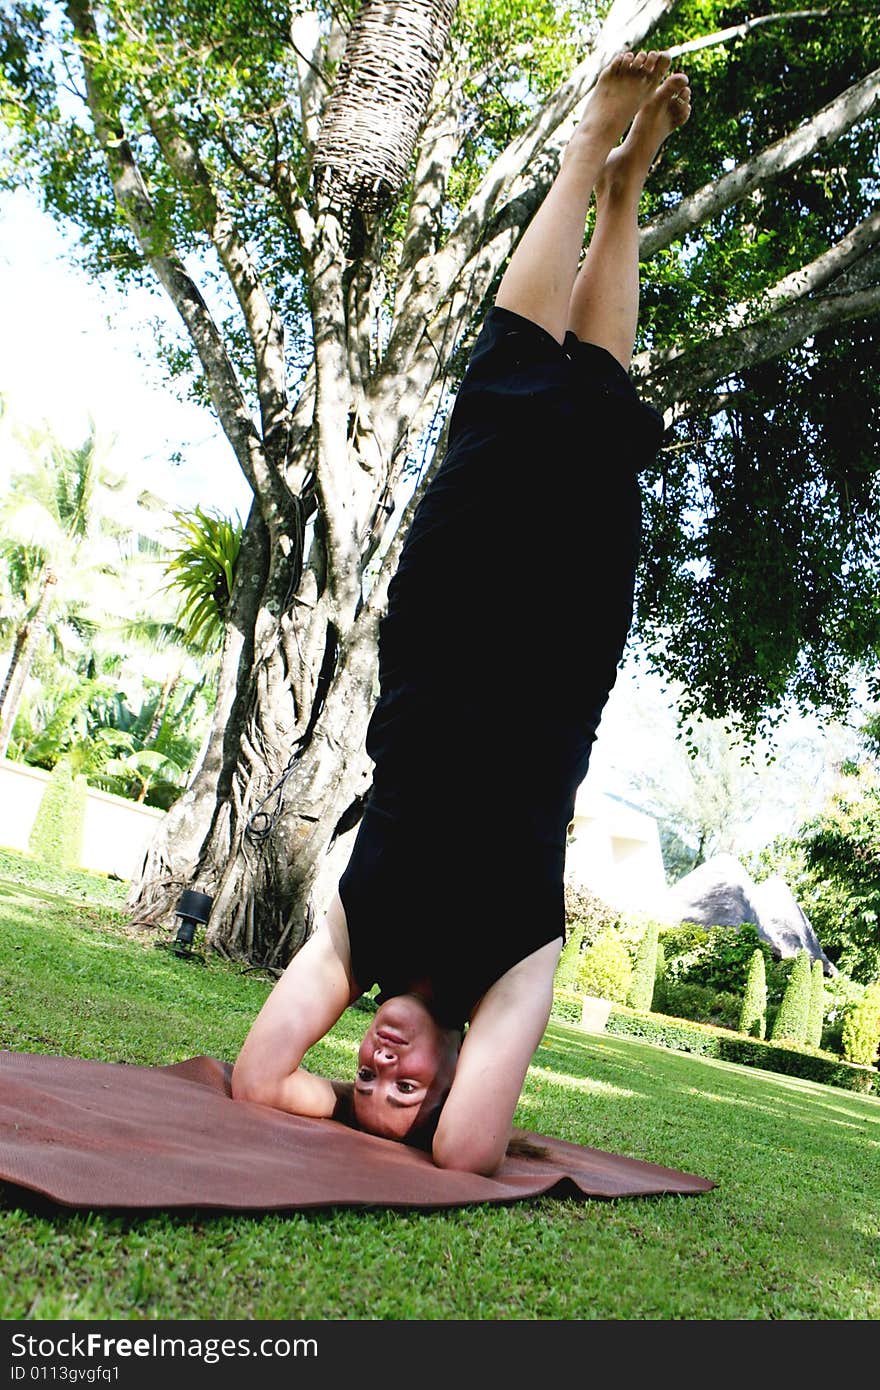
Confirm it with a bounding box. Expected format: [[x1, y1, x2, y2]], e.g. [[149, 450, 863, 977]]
[[161, 505, 243, 657], [0, 420, 132, 756]]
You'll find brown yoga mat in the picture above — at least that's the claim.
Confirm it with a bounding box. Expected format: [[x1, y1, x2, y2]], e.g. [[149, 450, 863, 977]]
[[0, 1050, 714, 1211]]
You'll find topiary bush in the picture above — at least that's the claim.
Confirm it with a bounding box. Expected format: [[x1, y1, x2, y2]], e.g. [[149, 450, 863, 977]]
[[770, 948, 812, 1044], [627, 919, 660, 1012], [653, 939, 668, 1014], [807, 958, 825, 1049], [841, 982, 880, 1066], [739, 948, 768, 1039], [578, 929, 632, 1005], [601, 1007, 876, 1094], [27, 760, 87, 870]]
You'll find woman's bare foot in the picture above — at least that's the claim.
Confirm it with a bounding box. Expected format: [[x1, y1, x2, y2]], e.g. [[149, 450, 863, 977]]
[[595, 72, 691, 199], [564, 50, 673, 165]]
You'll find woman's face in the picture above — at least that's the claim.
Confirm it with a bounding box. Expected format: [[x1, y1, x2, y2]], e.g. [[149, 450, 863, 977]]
[[353, 994, 459, 1141]]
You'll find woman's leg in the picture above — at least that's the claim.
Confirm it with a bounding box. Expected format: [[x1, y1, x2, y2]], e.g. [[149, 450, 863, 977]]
[[494, 50, 670, 346], [566, 72, 692, 369]]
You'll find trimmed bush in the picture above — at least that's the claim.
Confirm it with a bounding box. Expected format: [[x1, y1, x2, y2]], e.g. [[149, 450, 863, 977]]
[[771, 948, 812, 1044], [578, 929, 632, 1005], [627, 919, 660, 1012], [739, 949, 768, 1039], [602, 1006, 876, 1094], [27, 761, 87, 870], [807, 959, 825, 1049], [653, 940, 668, 1014], [550, 989, 583, 1025], [841, 983, 880, 1066]]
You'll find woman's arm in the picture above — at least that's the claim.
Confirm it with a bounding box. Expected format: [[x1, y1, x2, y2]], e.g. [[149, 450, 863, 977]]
[[431, 936, 561, 1175], [231, 892, 359, 1118]]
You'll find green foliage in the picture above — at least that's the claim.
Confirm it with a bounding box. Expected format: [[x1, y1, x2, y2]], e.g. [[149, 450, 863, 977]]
[[555, 883, 623, 990], [635, 4, 880, 736], [739, 949, 768, 1040], [770, 948, 813, 1045], [604, 1007, 876, 1096], [627, 919, 660, 1012], [162, 507, 243, 655], [653, 938, 668, 1014], [662, 921, 772, 996], [1, 1, 879, 741], [27, 760, 87, 869], [807, 959, 825, 1050], [661, 981, 742, 1031], [11, 669, 210, 810], [577, 930, 632, 1006], [753, 759, 880, 983], [841, 983, 880, 1067]]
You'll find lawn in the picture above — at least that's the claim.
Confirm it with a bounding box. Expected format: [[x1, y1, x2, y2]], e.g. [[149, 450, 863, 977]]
[[1, 859, 878, 1321]]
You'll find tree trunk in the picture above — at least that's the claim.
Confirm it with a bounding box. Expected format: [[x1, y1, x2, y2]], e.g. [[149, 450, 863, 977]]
[[0, 572, 57, 758], [98, 0, 880, 967]]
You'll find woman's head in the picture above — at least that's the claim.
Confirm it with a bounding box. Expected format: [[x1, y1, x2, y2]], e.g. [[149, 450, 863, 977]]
[[353, 994, 460, 1143]]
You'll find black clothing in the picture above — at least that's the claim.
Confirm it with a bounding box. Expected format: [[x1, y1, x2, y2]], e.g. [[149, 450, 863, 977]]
[[339, 306, 663, 1028]]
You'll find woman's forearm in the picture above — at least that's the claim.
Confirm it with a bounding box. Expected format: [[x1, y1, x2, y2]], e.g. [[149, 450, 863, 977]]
[[231, 1063, 340, 1118]]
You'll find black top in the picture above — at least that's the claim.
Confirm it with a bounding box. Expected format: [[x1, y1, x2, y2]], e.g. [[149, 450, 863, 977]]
[[338, 306, 663, 1028]]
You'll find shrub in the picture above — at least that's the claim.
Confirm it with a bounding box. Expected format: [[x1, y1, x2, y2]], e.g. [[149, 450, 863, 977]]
[[550, 989, 583, 1025], [563, 882, 620, 950], [765, 955, 793, 1008], [556, 884, 621, 990], [555, 921, 587, 992], [662, 980, 741, 1030], [821, 973, 866, 1055], [602, 1007, 876, 1094], [653, 939, 668, 1014], [627, 919, 660, 1012], [770, 949, 812, 1044], [664, 921, 772, 996], [807, 959, 825, 1049], [28, 760, 87, 870], [841, 983, 880, 1066], [739, 949, 768, 1039], [578, 929, 632, 1005]]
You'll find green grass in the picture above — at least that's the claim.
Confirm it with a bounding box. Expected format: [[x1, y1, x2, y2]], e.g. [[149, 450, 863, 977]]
[[1, 869, 879, 1321]]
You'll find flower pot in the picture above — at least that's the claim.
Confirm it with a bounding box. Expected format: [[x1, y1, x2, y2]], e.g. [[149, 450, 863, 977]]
[[580, 994, 613, 1033]]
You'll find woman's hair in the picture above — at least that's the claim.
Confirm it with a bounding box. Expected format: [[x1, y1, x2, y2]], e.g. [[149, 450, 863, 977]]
[[332, 1086, 548, 1161]]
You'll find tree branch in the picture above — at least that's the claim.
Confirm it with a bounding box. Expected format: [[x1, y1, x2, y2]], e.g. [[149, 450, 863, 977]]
[[642, 283, 880, 409], [640, 62, 880, 259], [65, 0, 269, 500], [307, 208, 362, 614], [139, 101, 291, 449], [385, 0, 679, 358]]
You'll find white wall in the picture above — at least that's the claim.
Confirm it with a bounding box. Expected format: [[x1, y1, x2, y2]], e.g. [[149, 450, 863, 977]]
[[565, 785, 667, 915], [0, 758, 164, 880]]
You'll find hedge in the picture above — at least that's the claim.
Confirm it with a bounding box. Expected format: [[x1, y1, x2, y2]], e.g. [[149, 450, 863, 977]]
[[550, 991, 877, 1095]]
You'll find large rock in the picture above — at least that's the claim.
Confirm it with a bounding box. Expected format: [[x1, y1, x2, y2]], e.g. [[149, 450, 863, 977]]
[[663, 853, 836, 976], [750, 876, 836, 976]]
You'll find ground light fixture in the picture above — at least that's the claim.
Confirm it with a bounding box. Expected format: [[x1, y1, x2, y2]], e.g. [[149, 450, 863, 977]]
[[155, 889, 213, 963]]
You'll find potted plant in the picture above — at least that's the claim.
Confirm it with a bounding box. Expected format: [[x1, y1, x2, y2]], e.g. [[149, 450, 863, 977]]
[[577, 929, 632, 1032]]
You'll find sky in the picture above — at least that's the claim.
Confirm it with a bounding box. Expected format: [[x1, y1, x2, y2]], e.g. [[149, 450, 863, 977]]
[[0, 186, 868, 857], [0, 186, 253, 521]]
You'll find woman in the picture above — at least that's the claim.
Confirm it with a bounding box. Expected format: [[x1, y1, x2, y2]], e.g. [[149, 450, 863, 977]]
[[232, 50, 691, 1174]]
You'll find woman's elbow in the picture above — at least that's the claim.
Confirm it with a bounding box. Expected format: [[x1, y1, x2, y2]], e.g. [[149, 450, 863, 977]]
[[230, 1060, 274, 1107], [432, 1133, 505, 1177]]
